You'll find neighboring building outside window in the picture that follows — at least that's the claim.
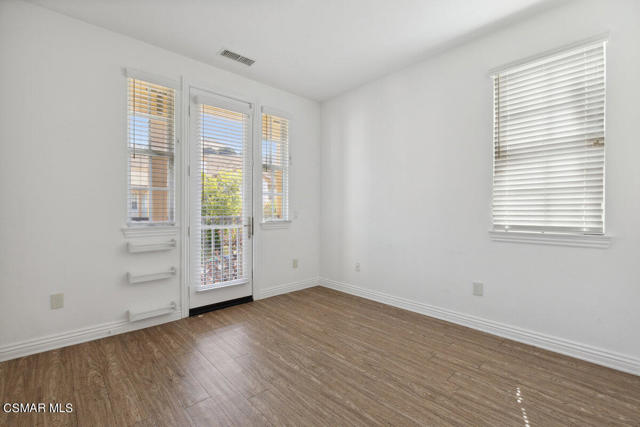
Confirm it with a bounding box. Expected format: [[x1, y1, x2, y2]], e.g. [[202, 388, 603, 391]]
[[261, 111, 290, 222]]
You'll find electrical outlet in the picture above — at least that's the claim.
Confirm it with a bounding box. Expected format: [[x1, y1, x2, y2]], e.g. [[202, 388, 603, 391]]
[[473, 282, 483, 297], [50, 293, 64, 309], [355, 262, 361, 272], [292, 259, 298, 269]]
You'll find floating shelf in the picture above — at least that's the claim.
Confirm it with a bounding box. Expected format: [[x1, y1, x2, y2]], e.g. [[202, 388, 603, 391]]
[[127, 267, 176, 284], [128, 301, 177, 322], [127, 239, 176, 253]]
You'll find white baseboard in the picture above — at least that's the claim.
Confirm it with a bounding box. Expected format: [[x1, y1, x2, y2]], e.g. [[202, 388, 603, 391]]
[[0, 277, 320, 363], [319, 277, 640, 376], [5, 276, 637, 377], [0, 312, 182, 363], [254, 276, 319, 300]]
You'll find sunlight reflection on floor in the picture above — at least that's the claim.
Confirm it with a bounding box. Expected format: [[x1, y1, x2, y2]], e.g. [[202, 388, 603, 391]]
[[516, 386, 531, 426]]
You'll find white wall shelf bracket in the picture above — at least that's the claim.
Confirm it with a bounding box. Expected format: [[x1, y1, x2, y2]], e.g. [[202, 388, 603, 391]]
[[127, 267, 177, 284], [128, 301, 177, 322], [127, 239, 176, 253]]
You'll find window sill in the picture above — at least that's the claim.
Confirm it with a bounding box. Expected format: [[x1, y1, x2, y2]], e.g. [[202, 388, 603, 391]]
[[260, 221, 291, 230], [489, 230, 611, 249], [122, 225, 178, 239]]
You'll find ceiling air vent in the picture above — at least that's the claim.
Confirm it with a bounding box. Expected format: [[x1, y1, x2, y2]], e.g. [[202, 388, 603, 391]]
[[219, 49, 255, 66]]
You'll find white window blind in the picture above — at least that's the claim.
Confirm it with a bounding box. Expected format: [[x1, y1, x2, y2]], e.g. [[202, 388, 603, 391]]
[[194, 98, 251, 288], [492, 40, 606, 235], [127, 77, 176, 225], [261, 112, 289, 222]]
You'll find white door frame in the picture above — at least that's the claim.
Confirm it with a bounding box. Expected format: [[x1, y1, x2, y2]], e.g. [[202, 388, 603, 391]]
[[179, 79, 260, 316]]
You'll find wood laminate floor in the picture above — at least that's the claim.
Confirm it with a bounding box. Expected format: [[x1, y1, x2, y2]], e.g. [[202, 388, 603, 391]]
[[1, 286, 639, 426]]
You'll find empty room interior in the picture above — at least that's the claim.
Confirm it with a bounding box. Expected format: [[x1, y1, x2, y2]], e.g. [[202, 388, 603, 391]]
[[1, 0, 640, 425]]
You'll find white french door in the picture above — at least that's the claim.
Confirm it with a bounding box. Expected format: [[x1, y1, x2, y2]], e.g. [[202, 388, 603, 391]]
[[189, 89, 253, 309]]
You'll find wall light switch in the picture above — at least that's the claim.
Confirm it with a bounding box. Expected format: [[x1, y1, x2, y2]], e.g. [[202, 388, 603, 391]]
[[292, 259, 299, 269], [50, 293, 64, 309], [473, 282, 483, 297], [355, 262, 361, 272]]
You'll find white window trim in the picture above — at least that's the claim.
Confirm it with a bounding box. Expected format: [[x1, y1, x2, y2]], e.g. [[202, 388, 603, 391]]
[[123, 68, 182, 234], [489, 36, 611, 247], [260, 106, 292, 228], [489, 230, 610, 249]]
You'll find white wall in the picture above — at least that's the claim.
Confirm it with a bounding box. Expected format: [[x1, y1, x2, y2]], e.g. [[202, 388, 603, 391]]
[[320, 0, 640, 365], [2, 0, 638, 372], [0, 0, 320, 353]]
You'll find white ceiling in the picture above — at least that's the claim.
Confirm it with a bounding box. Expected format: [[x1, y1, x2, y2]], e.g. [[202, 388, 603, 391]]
[[27, 0, 563, 101]]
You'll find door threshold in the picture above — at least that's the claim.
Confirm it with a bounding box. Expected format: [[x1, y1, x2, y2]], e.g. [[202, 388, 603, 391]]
[[189, 295, 254, 317]]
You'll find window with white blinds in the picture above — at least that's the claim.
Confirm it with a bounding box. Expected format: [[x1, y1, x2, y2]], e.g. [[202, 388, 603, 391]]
[[127, 76, 176, 225], [492, 40, 606, 235], [262, 111, 290, 222]]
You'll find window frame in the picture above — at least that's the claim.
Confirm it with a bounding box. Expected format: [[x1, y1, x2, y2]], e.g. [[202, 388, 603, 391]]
[[124, 68, 180, 229], [260, 106, 292, 228], [488, 37, 611, 248]]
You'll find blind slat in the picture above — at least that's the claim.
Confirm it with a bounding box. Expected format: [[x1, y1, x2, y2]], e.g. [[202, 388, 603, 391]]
[[496, 58, 604, 92], [494, 98, 604, 123], [495, 92, 605, 119], [495, 109, 604, 134], [496, 82, 604, 110]]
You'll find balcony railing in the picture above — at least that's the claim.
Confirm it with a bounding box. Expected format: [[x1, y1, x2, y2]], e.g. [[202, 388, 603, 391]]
[[200, 215, 244, 287]]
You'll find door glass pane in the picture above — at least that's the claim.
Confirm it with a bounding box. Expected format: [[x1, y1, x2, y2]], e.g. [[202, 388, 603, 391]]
[[199, 104, 248, 287]]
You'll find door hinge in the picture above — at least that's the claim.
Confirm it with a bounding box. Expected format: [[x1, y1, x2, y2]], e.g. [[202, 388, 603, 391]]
[[188, 165, 190, 177], [187, 226, 190, 237]]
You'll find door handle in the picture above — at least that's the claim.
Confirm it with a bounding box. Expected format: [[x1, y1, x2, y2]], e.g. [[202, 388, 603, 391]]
[[244, 216, 254, 238]]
